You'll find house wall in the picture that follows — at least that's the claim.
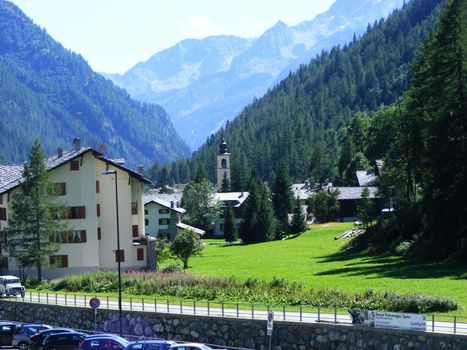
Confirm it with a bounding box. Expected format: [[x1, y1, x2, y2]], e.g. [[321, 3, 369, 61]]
[[144, 202, 179, 241], [0, 152, 147, 278]]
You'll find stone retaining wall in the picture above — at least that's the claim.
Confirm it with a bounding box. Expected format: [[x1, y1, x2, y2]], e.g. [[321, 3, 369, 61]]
[[1, 300, 466, 349]]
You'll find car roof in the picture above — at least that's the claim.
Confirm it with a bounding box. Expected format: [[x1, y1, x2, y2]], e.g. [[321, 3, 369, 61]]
[[129, 340, 176, 344], [83, 335, 128, 343], [46, 331, 87, 337], [169, 344, 211, 349]]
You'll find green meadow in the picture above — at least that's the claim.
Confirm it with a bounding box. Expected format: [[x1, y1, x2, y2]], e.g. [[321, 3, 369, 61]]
[[187, 223, 467, 315]]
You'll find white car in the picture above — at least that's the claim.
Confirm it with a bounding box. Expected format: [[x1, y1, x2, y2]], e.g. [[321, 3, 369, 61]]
[[0, 275, 25, 298]]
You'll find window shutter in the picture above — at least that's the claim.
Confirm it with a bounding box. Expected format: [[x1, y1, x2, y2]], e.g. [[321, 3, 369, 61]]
[[0, 195, 3, 205], [96, 204, 100, 217], [80, 230, 87, 243], [70, 160, 79, 171], [97, 227, 101, 240], [96, 181, 100, 193], [137, 248, 144, 261], [63, 255, 68, 268], [61, 183, 66, 195], [79, 206, 86, 218], [116, 250, 125, 262], [49, 256, 55, 265], [132, 225, 139, 237]]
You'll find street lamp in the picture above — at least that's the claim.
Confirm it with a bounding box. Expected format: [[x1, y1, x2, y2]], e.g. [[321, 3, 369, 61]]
[[101, 169, 123, 337]]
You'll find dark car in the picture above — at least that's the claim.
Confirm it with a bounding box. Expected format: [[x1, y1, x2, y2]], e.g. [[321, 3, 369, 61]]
[[30, 329, 74, 350], [79, 336, 129, 350], [0, 322, 20, 347], [126, 340, 177, 350], [42, 332, 87, 350]]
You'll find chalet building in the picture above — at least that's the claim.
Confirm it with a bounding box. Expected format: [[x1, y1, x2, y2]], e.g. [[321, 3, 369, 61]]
[[0, 138, 152, 278], [213, 191, 249, 237], [144, 193, 204, 241]]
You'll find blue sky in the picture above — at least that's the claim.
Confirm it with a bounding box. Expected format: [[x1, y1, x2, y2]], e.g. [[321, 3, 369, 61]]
[[9, 0, 335, 74]]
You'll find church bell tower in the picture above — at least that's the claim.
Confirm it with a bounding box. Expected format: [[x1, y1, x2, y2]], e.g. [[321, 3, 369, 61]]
[[217, 138, 231, 190]]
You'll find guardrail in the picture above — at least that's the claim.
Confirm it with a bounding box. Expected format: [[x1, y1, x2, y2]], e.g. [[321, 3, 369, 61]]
[[8, 291, 467, 336]]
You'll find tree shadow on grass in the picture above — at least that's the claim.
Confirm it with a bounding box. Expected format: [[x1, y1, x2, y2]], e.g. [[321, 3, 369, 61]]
[[316, 250, 467, 280]]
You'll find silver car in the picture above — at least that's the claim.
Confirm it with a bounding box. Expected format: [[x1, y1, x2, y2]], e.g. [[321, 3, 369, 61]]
[[12, 324, 53, 350]]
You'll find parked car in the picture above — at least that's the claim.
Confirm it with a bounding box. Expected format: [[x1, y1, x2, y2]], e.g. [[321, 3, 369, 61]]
[[0, 322, 21, 347], [168, 344, 221, 350], [42, 332, 87, 350], [12, 324, 53, 350], [30, 329, 74, 350], [79, 335, 129, 350], [126, 340, 177, 350], [0, 276, 25, 298]]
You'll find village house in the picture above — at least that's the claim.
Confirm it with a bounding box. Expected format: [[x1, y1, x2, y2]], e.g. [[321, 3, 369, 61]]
[[0, 138, 152, 278]]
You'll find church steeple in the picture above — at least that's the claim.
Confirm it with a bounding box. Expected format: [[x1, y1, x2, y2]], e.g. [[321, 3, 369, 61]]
[[217, 138, 231, 190]]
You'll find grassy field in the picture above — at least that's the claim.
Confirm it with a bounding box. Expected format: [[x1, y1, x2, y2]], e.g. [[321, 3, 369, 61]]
[[185, 223, 467, 315]]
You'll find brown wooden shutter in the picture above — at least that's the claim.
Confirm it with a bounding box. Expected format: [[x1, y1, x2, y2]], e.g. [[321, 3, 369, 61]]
[[61, 183, 66, 195], [62, 255, 68, 267], [137, 248, 144, 261], [49, 256, 55, 265], [97, 227, 101, 240], [96, 181, 100, 193], [80, 230, 87, 243], [70, 160, 79, 171], [96, 204, 100, 217], [0, 195, 3, 205], [116, 250, 125, 262], [132, 225, 139, 237], [79, 206, 86, 218]]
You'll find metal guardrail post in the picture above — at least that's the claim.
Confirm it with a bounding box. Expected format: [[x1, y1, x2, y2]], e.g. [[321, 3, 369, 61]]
[[106, 296, 109, 309], [130, 297, 133, 311], [180, 300, 183, 314], [46, 292, 49, 304], [222, 302, 224, 317], [74, 294, 76, 306], [55, 293, 58, 305], [283, 305, 286, 321], [38, 291, 41, 303], [166, 299, 169, 313], [193, 301, 196, 315], [251, 304, 254, 319], [334, 307, 337, 323], [142, 298, 144, 311], [318, 306, 321, 322], [237, 303, 239, 318], [84, 295, 86, 307], [454, 316, 457, 334], [65, 293, 67, 305], [300, 306, 302, 322], [154, 298, 157, 312], [432, 315, 435, 332], [207, 301, 210, 316]]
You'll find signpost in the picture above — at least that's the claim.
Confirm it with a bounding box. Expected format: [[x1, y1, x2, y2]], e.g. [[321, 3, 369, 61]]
[[267, 311, 274, 350], [90, 298, 101, 331]]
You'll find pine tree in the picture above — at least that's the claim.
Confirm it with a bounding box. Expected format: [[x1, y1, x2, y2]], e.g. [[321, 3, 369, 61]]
[[271, 162, 293, 235], [6, 140, 70, 281], [356, 187, 374, 228], [220, 174, 231, 192], [223, 207, 237, 243], [290, 197, 307, 235]]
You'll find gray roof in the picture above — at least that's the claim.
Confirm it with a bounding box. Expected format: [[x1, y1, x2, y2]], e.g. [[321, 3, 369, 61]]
[[0, 147, 151, 195], [332, 186, 379, 200], [145, 189, 183, 206], [176, 222, 205, 236], [144, 196, 186, 214], [215, 192, 249, 208], [356, 171, 377, 186]]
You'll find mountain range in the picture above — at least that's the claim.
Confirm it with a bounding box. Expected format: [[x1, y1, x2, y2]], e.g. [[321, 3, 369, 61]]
[[108, 0, 406, 149], [0, 1, 190, 167]]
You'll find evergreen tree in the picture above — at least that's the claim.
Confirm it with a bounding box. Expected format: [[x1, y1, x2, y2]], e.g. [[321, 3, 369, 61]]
[[240, 171, 277, 243], [6, 140, 70, 281], [220, 174, 231, 192], [356, 187, 375, 228], [223, 207, 237, 243], [194, 166, 208, 184], [307, 189, 340, 223], [290, 197, 307, 235], [271, 162, 293, 235]]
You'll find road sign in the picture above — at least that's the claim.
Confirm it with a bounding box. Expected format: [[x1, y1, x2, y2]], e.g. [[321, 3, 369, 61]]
[[267, 311, 274, 334], [89, 297, 101, 309]]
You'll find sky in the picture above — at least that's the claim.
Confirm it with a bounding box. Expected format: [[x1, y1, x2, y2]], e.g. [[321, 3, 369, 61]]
[[9, 0, 335, 74]]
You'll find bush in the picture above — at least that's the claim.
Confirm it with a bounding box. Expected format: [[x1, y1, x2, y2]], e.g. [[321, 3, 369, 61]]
[[161, 263, 182, 273], [395, 241, 412, 256], [33, 271, 459, 313]]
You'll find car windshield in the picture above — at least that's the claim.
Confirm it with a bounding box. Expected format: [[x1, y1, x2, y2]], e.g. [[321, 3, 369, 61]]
[[5, 278, 20, 283]]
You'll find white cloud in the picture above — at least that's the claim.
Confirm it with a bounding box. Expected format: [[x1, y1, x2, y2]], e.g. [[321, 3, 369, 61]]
[[176, 16, 226, 39]]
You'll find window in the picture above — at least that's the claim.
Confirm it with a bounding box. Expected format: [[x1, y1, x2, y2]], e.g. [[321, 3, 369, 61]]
[[115, 250, 125, 262], [96, 180, 100, 193], [221, 158, 227, 168], [68, 206, 85, 219], [70, 160, 80, 171], [145, 219, 148, 226], [131, 202, 138, 215], [52, 230, 86, 244], [97, 227, 101, 240], [159, 209, 169, 214], [220, 223, 224, 232], [0, 195, 3, 205], [158, 218, 170, 225], [132, 225, 139, 237], [49, 255, 68, 268], [0, 257, 7, 269], [0, 208, 6, 221], [137, 248, 144, 261], [53, 183, 66, 195], [96, 204, 100, 217], [144, 209, 148, 215]]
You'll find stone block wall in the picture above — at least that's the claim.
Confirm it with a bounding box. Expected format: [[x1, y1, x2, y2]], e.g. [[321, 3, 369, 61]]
[[1, 300, 466, 349]]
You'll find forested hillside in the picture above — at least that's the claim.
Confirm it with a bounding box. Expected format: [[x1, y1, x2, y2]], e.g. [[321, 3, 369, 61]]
[[153, 0, 444, 185], [0, 1, 190, 167]]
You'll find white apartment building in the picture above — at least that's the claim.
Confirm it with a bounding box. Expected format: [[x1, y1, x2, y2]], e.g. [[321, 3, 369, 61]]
[[0, 140, 151, 278]]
